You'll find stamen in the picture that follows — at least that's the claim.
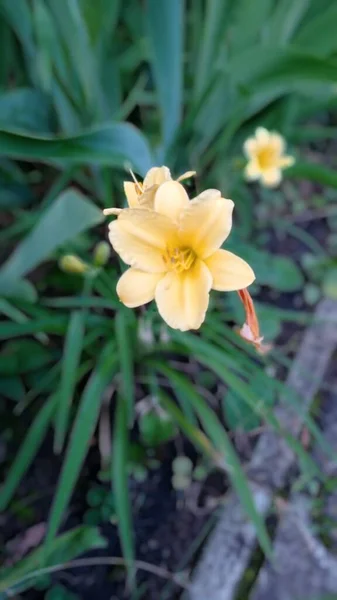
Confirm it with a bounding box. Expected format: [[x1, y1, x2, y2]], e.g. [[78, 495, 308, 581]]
[[129, 168, 143, 194]]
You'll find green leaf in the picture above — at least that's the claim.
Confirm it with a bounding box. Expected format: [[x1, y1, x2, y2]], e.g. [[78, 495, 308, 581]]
[[159, 392, 217, 460], [288, 161, 337, 189], [54, 310, 86, 453], [295, 5, 337, 57], [194, 0, 230, 99], [323, 267, 337, 300], [45, 342, 117, 550], [115, 311, 135, 426], [153, 364, 272, 557], [0, 188, 103, 288], [0, 88, 51, 133], [0, 526, 106, 595], [223, 390, 260, 432], [0, 395, 57, 511], [146, 0, 184, 150], [112, 395, 135, 583], [0, 123, 154, 174]]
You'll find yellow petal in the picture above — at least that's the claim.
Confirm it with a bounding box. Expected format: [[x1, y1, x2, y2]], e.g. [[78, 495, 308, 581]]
[[269, 132, 285, 155], [279, 155, 295, 169], [205, 249, 255, 291], [261, 168, 282, 187], [154, 180, 189, 221], [243, 138, 258, 158], [179, 190, 234, 259], [108, 209, 176, 272], [143, 166, 171, 188], [117, 268, 163, 307], [177, 170, 196, 182], [244, 160, 261, 181], [124, 182, 140, 208], [255, 127, 270, 145], [103, 208, 122, 216], [155, 259, 212, 331]]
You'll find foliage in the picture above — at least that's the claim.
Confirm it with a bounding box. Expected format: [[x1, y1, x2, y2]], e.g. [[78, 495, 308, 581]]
[[0, 0, 336, 594]]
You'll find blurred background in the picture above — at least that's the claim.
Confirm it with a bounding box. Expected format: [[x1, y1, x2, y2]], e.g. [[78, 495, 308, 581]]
[[0, 0, 337, 599]]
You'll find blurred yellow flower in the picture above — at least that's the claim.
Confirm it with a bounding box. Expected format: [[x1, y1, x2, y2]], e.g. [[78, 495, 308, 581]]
[[104, 166, 195, 216], [243, 127, 294, 188], [107, 182, 255, 331]]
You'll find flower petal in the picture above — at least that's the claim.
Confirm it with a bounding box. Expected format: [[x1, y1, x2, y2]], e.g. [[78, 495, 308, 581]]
[[244, 160, 261, 181], [279, 155, 295, 169], [117, 268, 164, 307], [205, 249, 255, 291], [155, 259, 212, 331], [179, 190, 234, 259], [269, 132, 285, 155], [261, 168, 282, 187], [243, 137, 258, 158], [255, 127, 270, 145], [177, 170, 196, 182], [154, 180, 190, 221], [124, 182, 140, 208], [108, 209, 176, 272], [143, 166, 171, 188]]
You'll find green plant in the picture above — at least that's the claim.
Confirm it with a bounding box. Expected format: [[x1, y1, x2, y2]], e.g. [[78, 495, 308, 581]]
[[0, 0, 336, 594]]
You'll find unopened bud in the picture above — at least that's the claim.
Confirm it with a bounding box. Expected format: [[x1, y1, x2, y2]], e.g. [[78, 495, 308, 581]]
[[59, 255, 89, 274], [93, 241, 111, 267]]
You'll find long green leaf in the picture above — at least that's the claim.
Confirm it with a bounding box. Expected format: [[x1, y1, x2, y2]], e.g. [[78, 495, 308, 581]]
[[287, 161, 337, 189], [146, 0, 184, 150], [45, 342, 117, 550], [112, 394, 135, 583], [0, 526, 106, 595], [0, 395, 57, 511], [0, 188, 102, 286], [0, 123, 154, 174], [154, 363, 272, 557], [54, 310, 86, 453], [159, 391, 217, 461], [115, 310, 135, 426]]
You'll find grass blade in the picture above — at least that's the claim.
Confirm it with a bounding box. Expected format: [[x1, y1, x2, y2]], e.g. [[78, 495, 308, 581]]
[[0, 526, 106, 595], [54, 310, 86, 453], [158, 391, 218, 461], [115, 310, 135, 426], [153, 363, 272, 557], [112, 394, 135, 584], [45, 341, 117, 550]]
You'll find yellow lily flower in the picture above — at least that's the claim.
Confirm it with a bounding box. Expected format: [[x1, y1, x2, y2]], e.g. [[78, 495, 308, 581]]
[[104, 166, 196, 216], [243, 127, 294, 188], [106, 181, 255, 331]]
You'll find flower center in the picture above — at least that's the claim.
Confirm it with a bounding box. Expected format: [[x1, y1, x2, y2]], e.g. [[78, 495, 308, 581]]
[[256, 146, 278, 170], [165, 246, 196, 273]]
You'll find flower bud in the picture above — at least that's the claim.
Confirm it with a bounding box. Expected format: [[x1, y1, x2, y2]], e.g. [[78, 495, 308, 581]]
[[59, 255, 89, 274], [93, 241, 111, 267]]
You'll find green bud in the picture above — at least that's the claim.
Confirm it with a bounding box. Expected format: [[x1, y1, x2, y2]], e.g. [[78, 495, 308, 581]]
[[93, 241, 111, 266], [59, 255, 89, 274]]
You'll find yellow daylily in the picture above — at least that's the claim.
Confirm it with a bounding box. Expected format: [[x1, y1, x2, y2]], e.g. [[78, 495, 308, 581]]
[[243, 127, 294, 188], [106, 181, 255, 331], [104, 166, 196, 216]]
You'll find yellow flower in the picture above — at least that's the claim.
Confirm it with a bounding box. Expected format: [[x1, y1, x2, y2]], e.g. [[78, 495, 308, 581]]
[[104, 166, 196, 216], [243, 127, 294, 188], [107, 181, 255, 331]]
